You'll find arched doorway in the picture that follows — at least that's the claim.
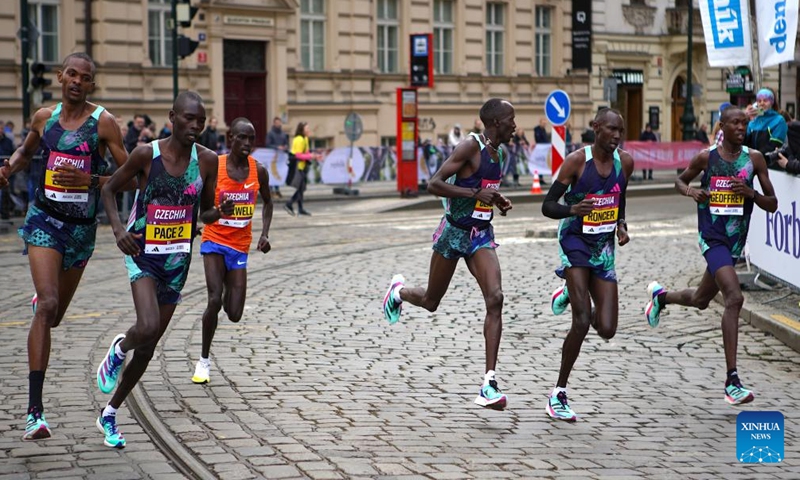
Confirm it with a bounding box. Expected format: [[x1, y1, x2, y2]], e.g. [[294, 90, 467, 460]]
[[671, 76, 685, 141]]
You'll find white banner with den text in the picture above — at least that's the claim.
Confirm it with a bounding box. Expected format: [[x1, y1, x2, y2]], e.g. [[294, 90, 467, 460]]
[[756, 0, 799, 68], [699, 0, 753, 67], [750, 171, 800, 289]]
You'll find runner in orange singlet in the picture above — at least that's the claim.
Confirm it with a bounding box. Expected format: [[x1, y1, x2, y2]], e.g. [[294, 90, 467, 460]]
[[191, 117, 273, 384]]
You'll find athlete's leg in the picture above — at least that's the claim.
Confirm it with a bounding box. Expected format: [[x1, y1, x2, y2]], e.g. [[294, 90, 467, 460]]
[[588, 276, 618, 340], [398, 251, 459, 312], [27, 246, 67, 374], [465, 248, 503, 373], [201, 254, 226, 359], [118, 278, 166, 354], [556, 267, 592, 388], [109, 297, 178, 409], [713, 266, 744, 372], [664, 269, 719, 310], [222, 268, 247, 323]]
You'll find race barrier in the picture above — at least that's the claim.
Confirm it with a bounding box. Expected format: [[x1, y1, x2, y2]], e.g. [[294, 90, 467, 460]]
[[751, 170, 800, 290], [619, 141, 707, 170]]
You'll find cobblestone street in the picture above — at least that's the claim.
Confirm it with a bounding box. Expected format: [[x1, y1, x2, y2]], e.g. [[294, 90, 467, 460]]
[[1, 195, 798, 479]]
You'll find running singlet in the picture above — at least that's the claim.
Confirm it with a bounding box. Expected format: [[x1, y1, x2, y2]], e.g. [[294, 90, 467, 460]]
[[126, 140, 203, 257], [444, 132, 503, 229], [201, 154, 259, 253], [36, 103, 108, 224], [558, 146, 627, 273], [697, 145, 755, 258]]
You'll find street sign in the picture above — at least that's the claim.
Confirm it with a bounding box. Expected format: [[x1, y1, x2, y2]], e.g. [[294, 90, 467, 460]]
[[344, 112, 363, 142], [545, 90, 571, 127]]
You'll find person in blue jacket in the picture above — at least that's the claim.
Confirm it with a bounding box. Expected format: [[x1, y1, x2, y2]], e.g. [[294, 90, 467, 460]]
[[745, 87, 787, 156]]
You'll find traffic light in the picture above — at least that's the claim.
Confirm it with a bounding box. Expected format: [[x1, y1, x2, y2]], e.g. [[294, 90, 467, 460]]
[[178, 35, 199, 59], [30, 62, 53, 104], [177, 0, 199, 28]]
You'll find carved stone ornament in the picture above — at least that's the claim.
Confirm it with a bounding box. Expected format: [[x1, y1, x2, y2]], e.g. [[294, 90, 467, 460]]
[[622, 2, 657, 35]]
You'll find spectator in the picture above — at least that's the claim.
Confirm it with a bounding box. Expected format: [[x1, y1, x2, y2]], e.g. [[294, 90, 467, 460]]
[[266, 116, 289, 199], [4, 121, 15, 144], [533, 118, 548, 144], [448, 124, 465, 149], [199, 117, 221, 153], [471, 118, 483, 134], [124, 114, 146, 152], [775, 120, 800, 174], [284, 122, 319, 216], [0, 131, 16, 219], [639, 123, 657, 180], [506, 127, 528, 187], [695, 123, 710, 146], [158, 120, 172, 139], [745, 87, 787, 156]]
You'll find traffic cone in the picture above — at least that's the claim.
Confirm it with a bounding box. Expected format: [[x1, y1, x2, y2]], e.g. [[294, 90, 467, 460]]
[[531, 170, 542, 194]]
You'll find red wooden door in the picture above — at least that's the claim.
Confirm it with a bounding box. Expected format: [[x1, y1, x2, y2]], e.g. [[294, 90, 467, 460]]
[[224, 72, 267, 147]]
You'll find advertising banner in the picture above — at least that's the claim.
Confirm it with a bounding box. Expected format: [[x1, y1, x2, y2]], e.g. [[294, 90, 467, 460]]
[[755, 0, 799, 68], [750, 171, 800, 289], [698, 0, 753, 67], [623, 141, 706, 170]]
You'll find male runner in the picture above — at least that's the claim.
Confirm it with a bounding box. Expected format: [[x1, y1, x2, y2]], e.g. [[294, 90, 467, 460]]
[[0, 53, 128, 441], [644, 106, 777, 405], [94, 91, 224, 448], [382, 98, 514, 410], [542, 108, 633, 421], [191, 117, 273, 384]]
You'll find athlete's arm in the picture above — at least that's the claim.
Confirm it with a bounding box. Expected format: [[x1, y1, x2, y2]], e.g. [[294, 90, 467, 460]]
[[256, 162, 273, 253], [428, 137, 500, 206], [676, 150, 710, 204], [0, 108, 48, 187], [97, 111, 134, 191], [732, 150, 777, 213], [541, 150, 594, 219], [616, 150, 635, 246], [198, 149, 229, 225], [102, 145, 152, 256]]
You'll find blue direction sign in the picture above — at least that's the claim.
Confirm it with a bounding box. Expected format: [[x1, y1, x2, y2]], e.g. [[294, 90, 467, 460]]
[[545, 89, 571, 127]]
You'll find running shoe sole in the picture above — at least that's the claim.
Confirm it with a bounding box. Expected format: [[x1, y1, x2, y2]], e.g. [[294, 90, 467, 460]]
[[726, 392, 755, 405], [382, 275, 404, 324], [545, 404, 577, 422], [97, 334, 126, 394], [96, 416, 126, 449], [22, 424, 51, 441], [551, 285, 568, 316], [645, 281, 663, 328], [474, 394, 507, 410]]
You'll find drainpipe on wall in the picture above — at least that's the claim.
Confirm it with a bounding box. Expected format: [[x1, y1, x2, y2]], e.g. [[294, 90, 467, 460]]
[[84, 0, 92, 57]]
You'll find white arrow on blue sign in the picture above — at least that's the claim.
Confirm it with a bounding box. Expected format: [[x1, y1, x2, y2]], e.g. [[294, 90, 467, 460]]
[[544, 89, 571, 127]]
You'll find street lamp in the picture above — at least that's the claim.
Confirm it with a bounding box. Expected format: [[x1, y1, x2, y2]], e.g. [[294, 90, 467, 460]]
[[681, 3, 696, 141]]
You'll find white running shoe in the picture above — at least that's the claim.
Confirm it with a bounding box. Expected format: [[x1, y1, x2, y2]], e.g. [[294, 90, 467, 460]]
[[191, 360, 210, 384]]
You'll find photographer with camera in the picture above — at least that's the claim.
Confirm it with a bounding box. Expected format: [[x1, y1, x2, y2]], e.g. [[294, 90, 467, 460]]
[[745, 87, 787, 157], [771, 120, 800, 174]]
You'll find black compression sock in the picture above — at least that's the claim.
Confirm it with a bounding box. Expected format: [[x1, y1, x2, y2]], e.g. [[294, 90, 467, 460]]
[[29, 371, 45, 412]]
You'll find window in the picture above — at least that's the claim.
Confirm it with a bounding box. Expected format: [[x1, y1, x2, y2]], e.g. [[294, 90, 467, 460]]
[[433, 0, 454, 75], [29, 1, 59, 63], [148, 0, 172, 67], [535, 6, 552, 76], [300, 0, 325, 71], [380, 136, 396, 148], [377, 0, 399, 73], [485, 3, 504, 76]]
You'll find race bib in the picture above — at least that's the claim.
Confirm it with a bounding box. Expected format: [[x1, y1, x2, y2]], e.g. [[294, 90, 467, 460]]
[[44, 151, 90, 202], [218, 190, 256, 228], [582, 193, 619, 234], [709, 176, 744, 216], [145, 205, 192, 254], [472, 179, 500, 220]]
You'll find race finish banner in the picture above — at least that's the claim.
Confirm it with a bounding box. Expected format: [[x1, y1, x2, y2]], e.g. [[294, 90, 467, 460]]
[[698, 0, 753, 67], [755, 0, 799, 68], [622, 141, 706, 170]]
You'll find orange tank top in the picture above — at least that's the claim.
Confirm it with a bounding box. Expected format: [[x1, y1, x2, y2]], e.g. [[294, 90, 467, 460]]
[[202, 154, 260, 253]]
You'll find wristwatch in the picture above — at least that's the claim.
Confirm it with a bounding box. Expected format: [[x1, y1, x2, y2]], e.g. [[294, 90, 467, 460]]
[[89, 174, 100, 190]]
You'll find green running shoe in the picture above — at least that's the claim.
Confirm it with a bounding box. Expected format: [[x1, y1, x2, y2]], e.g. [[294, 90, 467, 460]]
[[546, 391, 577, 422], [22, 407, 51, 441], [645, 281, 665, 327], [725, 378, 755, 405], [382, 274, 405, 324], [96, 411, 126, 448], [551, 284, 569, 315]]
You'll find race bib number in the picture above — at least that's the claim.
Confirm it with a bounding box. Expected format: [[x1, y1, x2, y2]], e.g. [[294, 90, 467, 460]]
[[145, 205, 193, 254], [582, 193, 619, 234], [44, 151, 90, 202], [219, 190, 256, 228], [472, 179, 500, 220], [709, 176, 744, 216]]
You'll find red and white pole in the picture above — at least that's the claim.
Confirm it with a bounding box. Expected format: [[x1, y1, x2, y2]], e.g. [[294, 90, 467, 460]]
[[550, 125, 566, 178]]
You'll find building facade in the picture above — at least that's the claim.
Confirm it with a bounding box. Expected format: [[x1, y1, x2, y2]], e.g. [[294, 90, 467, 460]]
[[0, 0, 591, 148]]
